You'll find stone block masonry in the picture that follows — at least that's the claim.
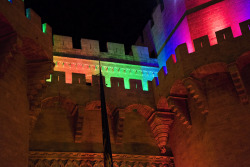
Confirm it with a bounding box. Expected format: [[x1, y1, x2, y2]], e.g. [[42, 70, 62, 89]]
[[53, 35, 158, 66], [0, 0, 53, 166], [151, 20, 250, 167]]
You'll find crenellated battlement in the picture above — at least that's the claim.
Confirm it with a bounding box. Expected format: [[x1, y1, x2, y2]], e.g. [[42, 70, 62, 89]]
[[51, 55, 159, 91], [136, 0, 250, 68], [53, 35, 158, 66], [47, 70, 153, 93], [152, 19, 250, 102], [0, 0, 52, 60], [47, 71, 152, 95]]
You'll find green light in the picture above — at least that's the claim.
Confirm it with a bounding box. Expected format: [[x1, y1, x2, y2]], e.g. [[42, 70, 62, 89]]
[[46, 74, 52, 82], [124, 78, 130, 89], [53, 56, 159, 91], [105, 77, 111, 87], [42, 23, 47, 34]]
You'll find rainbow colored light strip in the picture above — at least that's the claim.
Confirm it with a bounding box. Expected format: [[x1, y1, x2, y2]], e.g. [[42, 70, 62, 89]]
[[49, 56, 159, 91]]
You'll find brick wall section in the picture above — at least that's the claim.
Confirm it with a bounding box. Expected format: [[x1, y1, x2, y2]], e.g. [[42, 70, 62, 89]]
[[0, 52, 29, 167], [168, 72, 250, 167]]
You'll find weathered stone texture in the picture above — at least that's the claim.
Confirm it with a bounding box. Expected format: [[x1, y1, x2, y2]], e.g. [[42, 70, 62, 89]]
[[0, 51, 29, 167], [168, 72, 250, 167], [30, 102, 160, 155]]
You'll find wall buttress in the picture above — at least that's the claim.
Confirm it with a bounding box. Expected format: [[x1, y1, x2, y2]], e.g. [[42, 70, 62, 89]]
[[167, 96, 192, 128], [75, 105, 84, 143], [228, 63, 249, 105], [113, 109, 125, 144], [148, 111, 174, 153], [182, 77, 209, 114]]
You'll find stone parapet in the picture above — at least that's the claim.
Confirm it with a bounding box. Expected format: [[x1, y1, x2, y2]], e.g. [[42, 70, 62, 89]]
[[53, 35, 158, 66]]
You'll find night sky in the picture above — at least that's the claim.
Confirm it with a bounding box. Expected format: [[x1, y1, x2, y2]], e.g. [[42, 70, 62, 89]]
[[24, 0, 157, 52]]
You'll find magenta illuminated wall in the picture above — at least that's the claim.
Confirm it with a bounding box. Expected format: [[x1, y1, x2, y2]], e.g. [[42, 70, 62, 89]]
[[187, 0, 250, 46], [138, 0, 250, 68]]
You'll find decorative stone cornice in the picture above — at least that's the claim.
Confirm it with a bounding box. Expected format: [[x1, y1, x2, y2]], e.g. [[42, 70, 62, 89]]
[[29, 151, 174, 167]]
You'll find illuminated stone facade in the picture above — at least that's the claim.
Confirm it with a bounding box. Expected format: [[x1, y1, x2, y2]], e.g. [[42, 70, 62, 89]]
[[0, 0, 250, 167]]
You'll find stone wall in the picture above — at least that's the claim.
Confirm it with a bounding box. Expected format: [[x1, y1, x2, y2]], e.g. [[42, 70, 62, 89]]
[[136, 0, 250, 67], [151, 20, 250, 167], [0, 43, 29, 167], [0, 0, 53, 166], [29, 72, 167, 155], [53, 34, 158, 66], [169, 72, 250, 167]]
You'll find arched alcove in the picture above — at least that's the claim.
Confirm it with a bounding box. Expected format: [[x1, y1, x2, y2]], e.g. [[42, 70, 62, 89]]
[[81, 100, 115, 144], [191, 62, 228, 79], [30, 96, 78, 150], [122, 104, 160, 155]]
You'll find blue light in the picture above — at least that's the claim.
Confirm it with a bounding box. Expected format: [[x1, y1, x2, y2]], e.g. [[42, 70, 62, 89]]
[[155, 77, 159, 86], [26, 9, 31, 19]]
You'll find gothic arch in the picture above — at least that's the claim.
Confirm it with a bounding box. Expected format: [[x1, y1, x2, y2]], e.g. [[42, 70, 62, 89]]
[[35, 160, 50, 167], [30, 96, 79, 132], [79, 161, 92, 167], [157, 96, 169, 110], [51, 160, 65, 167], [65, 160, 79, 167], [30, 96, 79, 144], [190, 62, 228, 79], [236, 51, 250, 71], [125, 104, 172, 153], [125, 104, 155, 120], [42, 96, 78, 116], [169, 80, 188, 97], [84, 100, 114, 117]]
